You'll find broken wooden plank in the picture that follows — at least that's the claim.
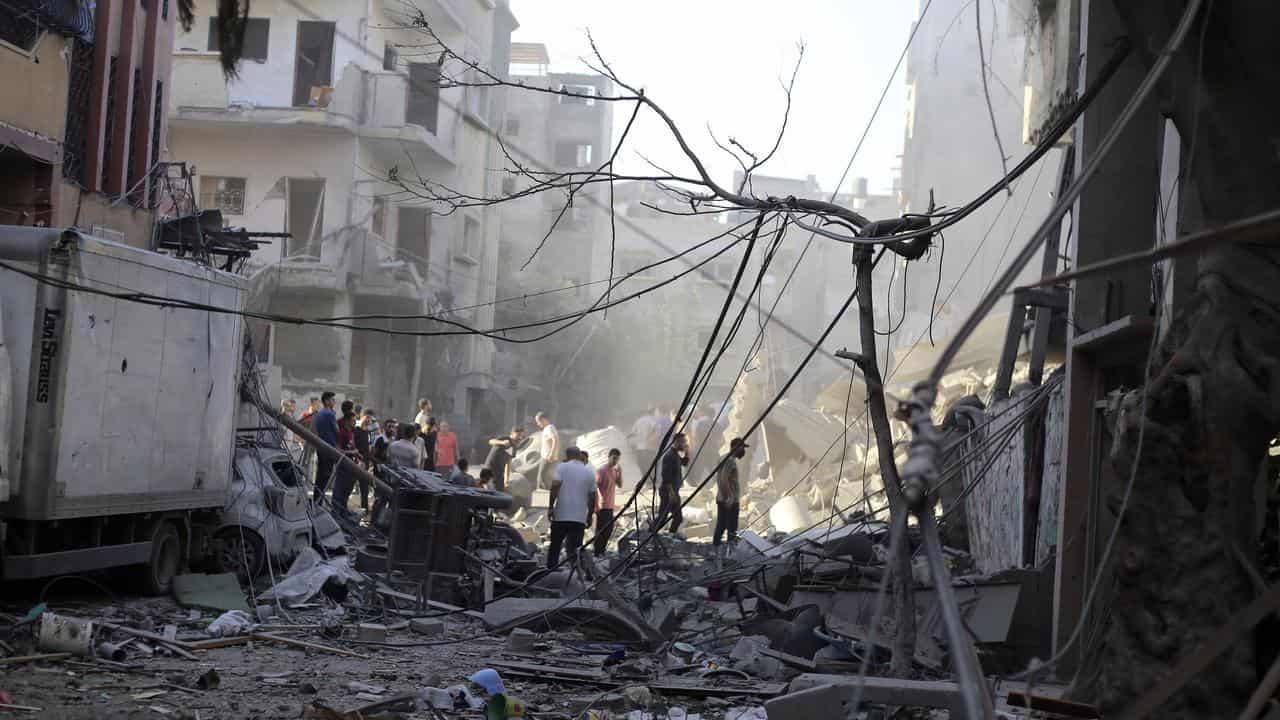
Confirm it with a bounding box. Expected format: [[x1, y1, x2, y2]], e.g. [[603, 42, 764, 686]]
[[483, 598, 610, 627], [758, 646, 818, 672], [0, 652, 71, 665], [489, 660, 785, 698], [767, 679, 966, 717], [1007, 692, 1100, 718], [96, 622, 199, 660], [249, 633, 369, 659], [186, 636, 254, 651]]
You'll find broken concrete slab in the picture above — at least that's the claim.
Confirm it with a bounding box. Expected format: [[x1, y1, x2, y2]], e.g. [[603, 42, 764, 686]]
[[507, 627, 536, 651], [356, 623, 387, 642], [483, 598, 610, 627], [766, 676, 970, 717], [409, 618, 445, 637], [172, 573, 250, 613]]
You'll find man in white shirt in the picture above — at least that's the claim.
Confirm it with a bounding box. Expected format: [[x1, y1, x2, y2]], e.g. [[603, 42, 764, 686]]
[[547, 447, 597, 568], [534, 411, 559, 490], [413, 398, 433, 430], [388, 424, 423, 470]]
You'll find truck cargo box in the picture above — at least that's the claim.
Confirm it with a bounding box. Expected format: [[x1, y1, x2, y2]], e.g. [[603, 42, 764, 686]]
[[0, 227, 245, 520]]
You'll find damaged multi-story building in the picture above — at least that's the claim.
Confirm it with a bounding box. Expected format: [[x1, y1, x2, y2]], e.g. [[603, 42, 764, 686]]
[[0, 0, 178, 246], [166, 0, 518, 446]]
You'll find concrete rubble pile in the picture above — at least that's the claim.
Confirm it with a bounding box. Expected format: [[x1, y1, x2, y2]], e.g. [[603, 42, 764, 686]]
[[0, 466, 1082, 719]]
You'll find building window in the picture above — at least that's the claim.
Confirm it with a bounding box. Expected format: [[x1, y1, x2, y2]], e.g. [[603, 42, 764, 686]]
[[0, 3, 42, 52], [383, 44, 398, 71], [148, 81, 163, 210], [456, 216, 480, 261], [555, 141, 594, 168], [63, 38, 94, 185], [292, 21, 334, 106], [200, 176, 247, 215], [101, 55, 119, 191], [396, 206, 432, 273], [208, 18, 270, 62], [286, 178, 325, 257], [501, 176, 516, 196], [406, 61, 442, 133], [370, 197, 386, 238], [558, 84, 596, 106], [126, 67, 145, 207], [503, 115, 520, 136]]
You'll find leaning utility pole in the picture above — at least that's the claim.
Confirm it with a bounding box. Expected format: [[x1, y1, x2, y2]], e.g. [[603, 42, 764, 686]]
[[851, 247, 917, 677]]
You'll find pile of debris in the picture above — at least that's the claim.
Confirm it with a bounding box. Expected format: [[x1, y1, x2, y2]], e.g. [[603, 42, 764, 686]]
[[0, 458, 1088, 719]]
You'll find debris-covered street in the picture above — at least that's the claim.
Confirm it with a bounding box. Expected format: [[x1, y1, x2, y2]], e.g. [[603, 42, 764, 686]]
[[3, 0, 1280, 718]]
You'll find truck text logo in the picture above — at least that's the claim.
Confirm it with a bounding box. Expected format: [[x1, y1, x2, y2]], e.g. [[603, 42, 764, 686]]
[[36, 308, 61, 403]]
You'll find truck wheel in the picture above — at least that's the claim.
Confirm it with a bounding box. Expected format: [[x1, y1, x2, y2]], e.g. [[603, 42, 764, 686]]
[[141, 522, 183, 596], [213, 527, 266, 580]]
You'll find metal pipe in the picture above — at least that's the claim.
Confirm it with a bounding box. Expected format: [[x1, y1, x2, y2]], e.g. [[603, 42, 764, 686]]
[[250, 395, 391, 496], [919, 508, 993, 719]]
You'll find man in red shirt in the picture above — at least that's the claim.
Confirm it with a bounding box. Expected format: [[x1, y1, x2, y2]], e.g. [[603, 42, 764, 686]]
[[435, 420, 460, 476], [592, 448, 623, 557]]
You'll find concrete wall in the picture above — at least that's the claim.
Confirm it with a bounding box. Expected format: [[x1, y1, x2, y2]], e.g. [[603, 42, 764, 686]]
[[0, 34, 70, 146], [167, 125, 358, 265], [898, 0, 1063, 349]]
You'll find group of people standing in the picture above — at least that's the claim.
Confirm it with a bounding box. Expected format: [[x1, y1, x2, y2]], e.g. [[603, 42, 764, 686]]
[[279, 393, 750, 565], [281, 395, 497, 518]]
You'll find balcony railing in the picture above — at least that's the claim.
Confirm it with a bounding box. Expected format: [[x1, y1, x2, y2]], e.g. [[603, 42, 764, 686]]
[[170, 55, 458, 162]]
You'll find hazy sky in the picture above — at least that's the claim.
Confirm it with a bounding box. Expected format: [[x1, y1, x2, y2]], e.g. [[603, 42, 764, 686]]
[[509, 1, 918, 198]]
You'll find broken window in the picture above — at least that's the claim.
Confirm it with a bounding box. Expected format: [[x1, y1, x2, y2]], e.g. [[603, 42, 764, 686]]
[[406, 61, 442, 133], [396, 205, 432, 273], [292, 21, 335, 107], [370, 197, 386, 238], [382, 44, 398, 71], [554, 141, 594, 168], [501, 176, 517, 196], [200, 176, 246, 215], [0, 3, 42, 52], [558, 83, 596, 107], [285, 178, 325, 257], [456, 216, 481, 260], [503, 115, 520, 136], [208, 17, 269, 62]]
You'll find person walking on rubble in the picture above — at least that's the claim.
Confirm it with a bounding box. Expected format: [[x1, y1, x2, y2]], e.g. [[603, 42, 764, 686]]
[[714, 437, 749, 555], [435, 420, 460, 475], [593, 448, 623, 557], [547, 447, 597, 569], [631, 408, 660, 478], [313, 392, 339, 503], [534, 412, 559, 490], [655, 433, 690, 536], [484, 426, 525, 493]]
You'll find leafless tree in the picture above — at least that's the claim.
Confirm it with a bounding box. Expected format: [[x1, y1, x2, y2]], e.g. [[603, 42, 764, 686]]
[[380, 15, 935, 677]]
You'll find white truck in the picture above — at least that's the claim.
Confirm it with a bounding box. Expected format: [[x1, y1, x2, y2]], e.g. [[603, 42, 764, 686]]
[[0, 226, 249, 593]]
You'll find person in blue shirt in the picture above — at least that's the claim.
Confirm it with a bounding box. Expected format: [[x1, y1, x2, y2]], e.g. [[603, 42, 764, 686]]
[[313, 391, 339, 502]]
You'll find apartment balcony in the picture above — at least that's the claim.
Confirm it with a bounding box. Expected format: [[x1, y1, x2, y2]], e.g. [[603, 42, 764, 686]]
[[348, 230, 433, 302], [357, 70, 459, 166], [169, 55, 458, 165]]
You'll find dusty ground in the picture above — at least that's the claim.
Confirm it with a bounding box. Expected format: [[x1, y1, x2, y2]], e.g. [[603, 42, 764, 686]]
[[1, 590, 754, 720]]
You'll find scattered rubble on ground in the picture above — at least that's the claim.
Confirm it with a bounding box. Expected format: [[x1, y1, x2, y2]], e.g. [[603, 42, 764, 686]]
[[0, 464, 1090, 719]]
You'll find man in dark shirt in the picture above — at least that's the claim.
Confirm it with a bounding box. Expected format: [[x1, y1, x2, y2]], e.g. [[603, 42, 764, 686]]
[[655, 433, 689, 535], [313, 391, 339, 502], [484, 427, 525, 493]]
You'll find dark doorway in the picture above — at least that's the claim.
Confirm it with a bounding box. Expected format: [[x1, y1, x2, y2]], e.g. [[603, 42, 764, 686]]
[[292, 21, 335, 107], [286, 178, 325, 257], [396, 206, 432, 276], [406, 61, 441, 133]]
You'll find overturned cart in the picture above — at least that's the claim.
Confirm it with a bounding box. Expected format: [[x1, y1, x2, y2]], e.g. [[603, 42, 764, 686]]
[[368, 468, 526, 608]]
